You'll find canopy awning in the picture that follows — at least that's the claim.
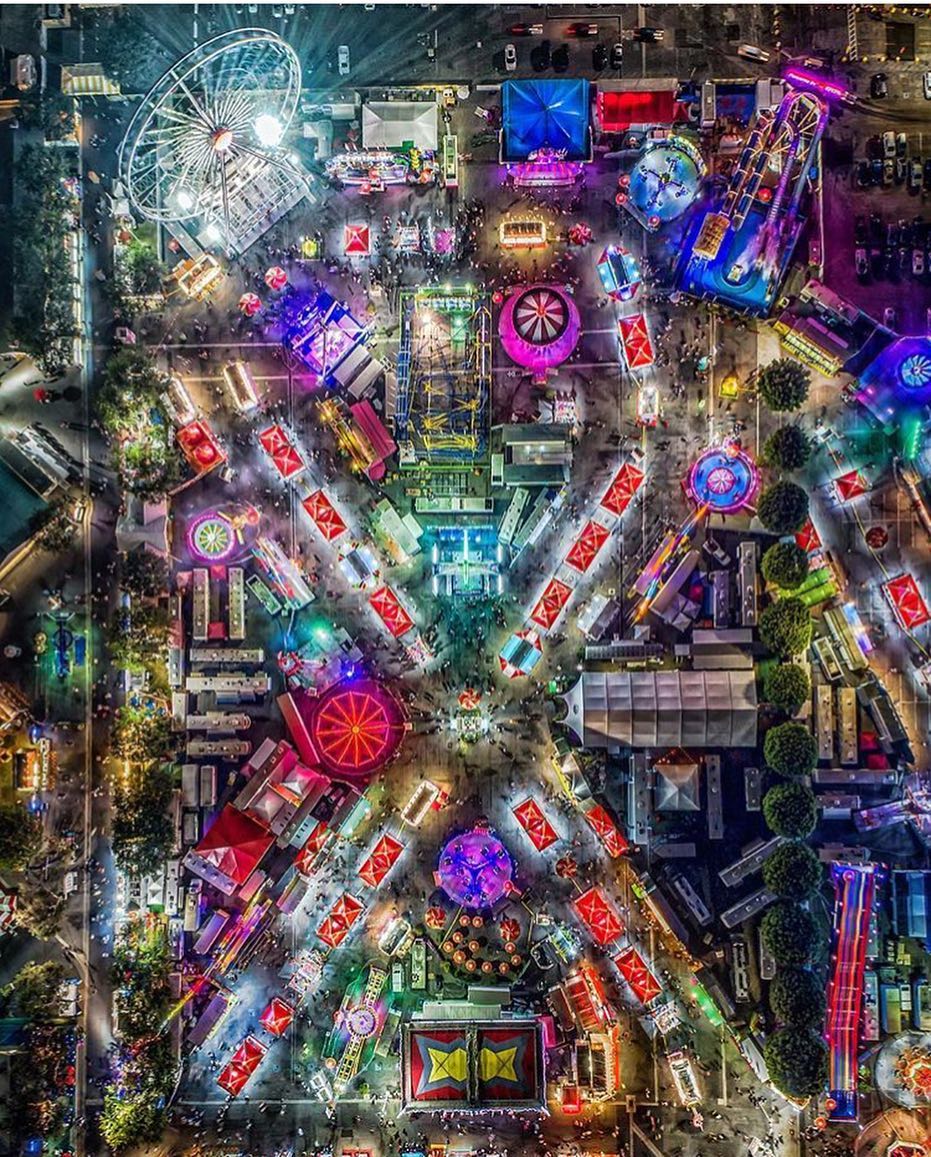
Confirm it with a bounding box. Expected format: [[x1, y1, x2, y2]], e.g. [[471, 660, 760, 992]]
[[512, 798, 559, 852]]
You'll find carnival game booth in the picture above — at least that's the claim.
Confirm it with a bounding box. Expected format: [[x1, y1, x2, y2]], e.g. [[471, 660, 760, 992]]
[[401, 1016, 545, 1112], [501, 79, 591, 185]]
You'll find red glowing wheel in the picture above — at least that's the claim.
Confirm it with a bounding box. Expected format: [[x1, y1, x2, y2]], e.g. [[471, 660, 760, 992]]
[[309, 678, 406, 778]]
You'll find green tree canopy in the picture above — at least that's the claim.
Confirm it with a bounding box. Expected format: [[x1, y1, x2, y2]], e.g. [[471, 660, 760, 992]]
[[106, 605, 171, 673], [769, 967, 826, 1028], [758, 480, 810, 534], [30, 498, 76, 554], [760, 901, 823, 966], [762, 841, 823, 900], [99, 1089, 164, 1153], [761, 542, 809, 591], [119, 549, 169, 599], [112, 766, 175, 878], [11, 889, 64, 940], [0, 802, 41, 871], [757, 359, 811, 413], [763, 782, 818, 839], [7, 961, 65, 1021], [110, 706, 172, 763], [95, 10, 171, 92], [18, 91, 76, 141], [764, 721, 818, 778], [97, 347, 169, 436], [759, 597, 813, 657], [762, 424, 812, 471], [764, 1026, 828, 1098], [763, 663, 811, 716]]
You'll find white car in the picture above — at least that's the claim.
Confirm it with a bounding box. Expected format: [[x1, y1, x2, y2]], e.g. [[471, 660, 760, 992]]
[[923, 70, 931, 100], [337, 45, 350, 75], [882, 130, 896, 159], [504, 42, 517, 71]]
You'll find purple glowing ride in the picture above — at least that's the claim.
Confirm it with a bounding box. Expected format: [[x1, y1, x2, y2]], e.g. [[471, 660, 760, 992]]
[[498, 284, 581, 379], [438, 825, 514, 910], [686, 443, 760, 514]]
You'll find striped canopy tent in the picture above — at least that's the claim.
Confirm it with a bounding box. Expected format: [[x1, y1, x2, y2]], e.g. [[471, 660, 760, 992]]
[[302, 489, 347, 541], [512, 798, 559, 852], [529, 578, 572, 630]]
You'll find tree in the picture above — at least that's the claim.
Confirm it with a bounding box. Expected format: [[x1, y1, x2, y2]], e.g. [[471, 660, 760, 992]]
[[759, 597, 812, 657], [0, 802, 41, 871], [30, 498, 76, 554], [110, 706, 172, 763], [763, 782, 818, 839], [762, 424, 812, 471], [769, 968, 826, 1028], [112, 767, 175, 878], [761, 542, 809, 591], [95, 10, 171, 92], [121, 240, 165, 297], [97, 346, 168, 436], [764, 721, 818, 778], [120, 549, 169, 599], [762, 841, 823, 901], [764, 1026, 828, 1098], [17, 91, 76, 141], [757, 359, 811, 413], [106, 605, 171, 673], [8, 961, 65, 1021], [763, 663, 811, 715], [758, 481, 810, 534], [99, 1089, 164, 1153], [760, 901, 823, 966], [12, 889, 64, 940]]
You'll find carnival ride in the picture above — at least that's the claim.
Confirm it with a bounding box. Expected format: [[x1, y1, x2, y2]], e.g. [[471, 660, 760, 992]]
[[686, 443, 760, 514], [119, 29, 309, 254], [826, 863, 877, 1121], [394, 288, 490, 467], [187, 503, 260, 564], [597, 246, 642, 302], [679, 89, 827, 313], [499, 284, 582, 381], [306, 677, 407, 780], [437, 825, 515, 909], [620, 136, 705, 232], [325, 964, 390, 1091]]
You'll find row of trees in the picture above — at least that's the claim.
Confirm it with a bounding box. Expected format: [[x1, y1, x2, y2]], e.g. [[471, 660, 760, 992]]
[[11, 145, 79, 377], [99, 920, 176, 1151]]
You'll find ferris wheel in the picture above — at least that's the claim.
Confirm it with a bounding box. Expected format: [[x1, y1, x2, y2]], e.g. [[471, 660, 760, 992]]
[[119, 29, 304, 239]]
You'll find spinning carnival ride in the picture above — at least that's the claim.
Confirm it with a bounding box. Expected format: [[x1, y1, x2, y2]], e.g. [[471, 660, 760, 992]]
[[499, 285, 581, 380], [120, 29, 309, 255]]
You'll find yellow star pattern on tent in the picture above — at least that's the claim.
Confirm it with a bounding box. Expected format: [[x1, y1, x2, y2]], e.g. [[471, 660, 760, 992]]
[[427, 1046, 468, 1084], [479, 1046, 518, 1083]]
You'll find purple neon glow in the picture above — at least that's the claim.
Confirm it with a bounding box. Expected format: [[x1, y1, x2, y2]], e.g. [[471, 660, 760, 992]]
[[437, 826, 514, 909], [498, 284, 581, 375], [686, 445, 760, 513], [784, 66, 850, 102], [187, 510, 237, 562]]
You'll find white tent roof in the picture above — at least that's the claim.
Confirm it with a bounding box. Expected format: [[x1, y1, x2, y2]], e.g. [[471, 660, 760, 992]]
[[362, 102, 438, 152]]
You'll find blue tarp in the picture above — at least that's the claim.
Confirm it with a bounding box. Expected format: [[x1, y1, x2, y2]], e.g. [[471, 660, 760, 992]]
[[501, 79, 591, 162]]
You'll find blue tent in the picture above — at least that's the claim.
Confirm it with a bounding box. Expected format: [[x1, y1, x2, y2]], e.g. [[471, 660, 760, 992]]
[[501, 79, 591, 162]]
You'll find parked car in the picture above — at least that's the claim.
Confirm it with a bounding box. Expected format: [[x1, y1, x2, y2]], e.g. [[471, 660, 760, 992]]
[[855, 216, 867, 245], [871, 72, 888, 98], [896, 156, 907, 184], [855, 247, 869, 278], [856, 160, 871, 188], [504, 42, 517, 70], [914, 247, 925, 276], [897, 132, 908, 157], [592, 42, 608, 69], [567, 21, 598, 36], [633, 26, 664, 42], [884, 306, 897, 329], [870, 158, 884, 185], [531, 40, 551, 71], [883, 130, 896, 158], [611, 42, 624, 68], [883, 157, 895, 186], [737, 43, 769, 61], [887, 222, 900, 247], [909, 158, 923, 191], [337, 44, 350, 75], [552, 43, 570, 71]]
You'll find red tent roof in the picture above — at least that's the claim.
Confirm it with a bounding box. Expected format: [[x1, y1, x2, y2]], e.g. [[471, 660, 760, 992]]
[[573, 886, 624, 946], [370, 585, 415, 638], [618, 313, 655, 370], [597, 89, 677, 132], [317, 892, 365, 948], [345, 223, 371, 256], [795, 518, 822, 553], [530, 578, 572, 630], [614, 946, 662, 1005], [512, 798, 559, 852], [217, 1035, 266, 1096], [294, 820, 333, 876], [565, 519, 611, 573], [259, 424, 305, 479], [302, 489, 348, 541], [583, 803, 628, 858], [883, 573, 931, 630], [176, 419, 226, 472], [601, 462, 645, 516], [259, 997, 295, 1037], [194, 806, 274, 887], [834, 468, 868, 502], [358, 834, 405, 888]]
